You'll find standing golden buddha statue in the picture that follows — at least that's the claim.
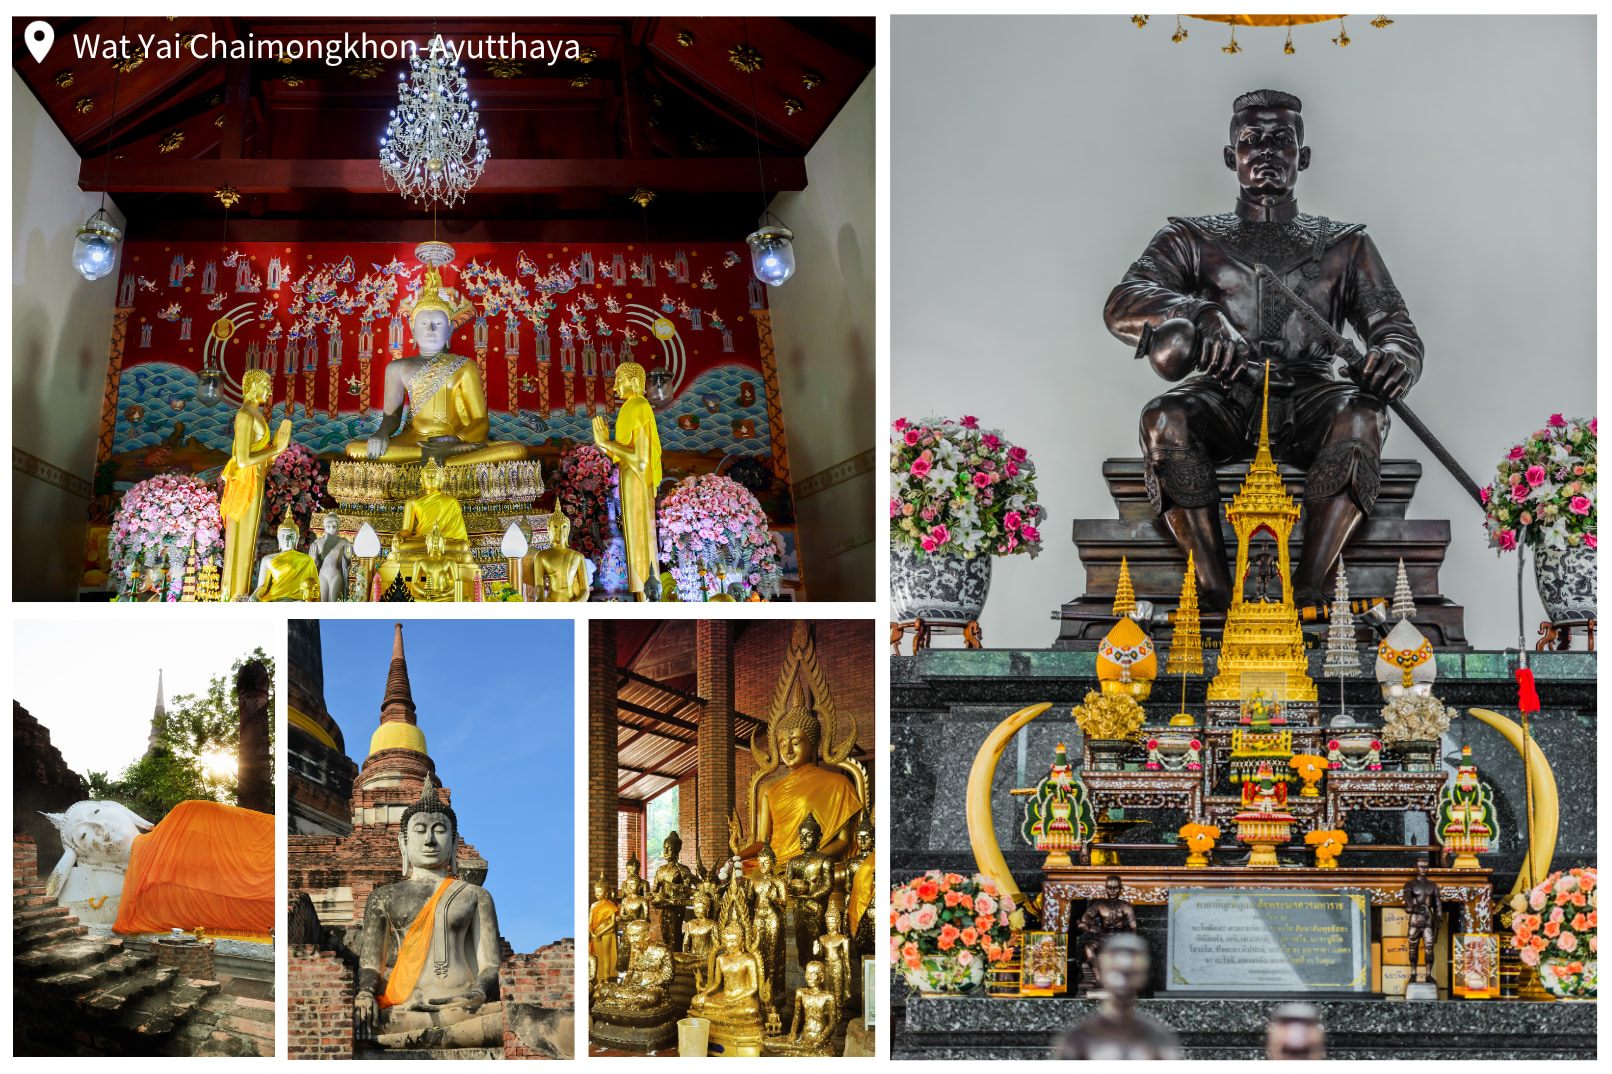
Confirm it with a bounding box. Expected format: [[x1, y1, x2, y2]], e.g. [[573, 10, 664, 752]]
[[839, 811, 876, 966], [344, 264, 526, 466], [618, 854, 650, 925], [590, 361, 662, 600], [220, 369, 292, 599], [588, 874, 619, 986], [748, 843, 787, 1018], [813, 904, 854, 1026]]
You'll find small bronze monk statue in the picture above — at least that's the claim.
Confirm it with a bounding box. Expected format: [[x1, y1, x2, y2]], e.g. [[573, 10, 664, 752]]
[[1076, 874, 1138, 995], [1053, 934, 1181, 1060], [1108, 89, 1424, 608]]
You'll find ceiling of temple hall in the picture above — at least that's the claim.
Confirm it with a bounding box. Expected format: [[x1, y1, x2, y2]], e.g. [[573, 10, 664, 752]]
[[14, 16, 873, 241]]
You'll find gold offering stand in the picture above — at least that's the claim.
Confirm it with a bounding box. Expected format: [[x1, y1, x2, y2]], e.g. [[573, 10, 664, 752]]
[[326, 459, 549, 592]]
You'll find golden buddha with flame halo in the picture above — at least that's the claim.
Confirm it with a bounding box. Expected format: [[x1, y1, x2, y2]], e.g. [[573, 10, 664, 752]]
[[344, 262, 527, 466], [590, 361, 662, 599], [1208, 361, 1317, 705], [728, 622, 865, 867]]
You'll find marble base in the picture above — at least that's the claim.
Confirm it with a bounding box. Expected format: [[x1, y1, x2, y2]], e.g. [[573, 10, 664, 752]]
[[897, 995, 1596, 1060]]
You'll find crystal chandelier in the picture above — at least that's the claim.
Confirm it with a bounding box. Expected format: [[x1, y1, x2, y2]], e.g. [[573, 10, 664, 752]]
[[379, 45, 490, 207]]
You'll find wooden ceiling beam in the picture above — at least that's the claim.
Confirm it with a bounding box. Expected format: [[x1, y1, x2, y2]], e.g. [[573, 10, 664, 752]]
[[80, 156, 805, 194], [617, 666, 706, 706]]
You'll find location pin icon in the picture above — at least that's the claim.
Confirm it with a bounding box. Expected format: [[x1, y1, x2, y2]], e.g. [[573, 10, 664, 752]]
[[25, 22, 54, 64]]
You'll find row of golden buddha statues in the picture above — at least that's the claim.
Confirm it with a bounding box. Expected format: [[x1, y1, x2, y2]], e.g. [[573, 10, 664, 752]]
[[218, 243, 663, 600], [590, 814, 874, 1057]]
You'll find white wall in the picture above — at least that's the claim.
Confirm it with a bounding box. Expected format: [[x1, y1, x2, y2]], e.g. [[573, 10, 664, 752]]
[[767, 71, 876, 602], [13, 68, 125, 600], [892, 16, 1595, 649]]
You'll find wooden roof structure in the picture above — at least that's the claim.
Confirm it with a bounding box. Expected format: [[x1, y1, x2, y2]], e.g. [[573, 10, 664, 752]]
[[15, 16, 873, 241]]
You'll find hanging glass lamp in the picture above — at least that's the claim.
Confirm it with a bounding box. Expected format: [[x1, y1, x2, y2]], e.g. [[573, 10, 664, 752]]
[[72, 209, 122, 281], [746, 212, 796, 287]]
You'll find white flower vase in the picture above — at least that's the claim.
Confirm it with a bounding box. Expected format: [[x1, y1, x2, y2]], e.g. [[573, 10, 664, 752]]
[[904, 953, 986, 997], [1534, 545, 1596, 623], [891, 544, 992, 623]]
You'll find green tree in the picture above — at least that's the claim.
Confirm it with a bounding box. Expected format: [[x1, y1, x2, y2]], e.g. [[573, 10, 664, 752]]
[[84, 648, 276, 822]]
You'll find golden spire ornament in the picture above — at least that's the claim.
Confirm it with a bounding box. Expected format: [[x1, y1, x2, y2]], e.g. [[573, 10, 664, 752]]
[[1112, 556, 1137, 616], [1166, 550, 1205, 676]]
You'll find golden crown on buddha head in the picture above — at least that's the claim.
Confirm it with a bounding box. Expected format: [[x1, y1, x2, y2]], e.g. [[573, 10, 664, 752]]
[[277, 505, 299, 538], [411, 265, 460, 321]]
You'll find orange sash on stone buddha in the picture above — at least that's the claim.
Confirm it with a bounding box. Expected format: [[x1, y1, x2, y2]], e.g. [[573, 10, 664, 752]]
[[378, 877, 457, 1009]]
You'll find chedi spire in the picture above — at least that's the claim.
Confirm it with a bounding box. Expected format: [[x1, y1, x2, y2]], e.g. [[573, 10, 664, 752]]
[[381, 622, 417, 725]]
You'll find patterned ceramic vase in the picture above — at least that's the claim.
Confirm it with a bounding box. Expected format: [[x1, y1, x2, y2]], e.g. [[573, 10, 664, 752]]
[[1395, 739, 1441, 772], [904, 953, 986, 997], [1086, 740, 1131, 772], [891, 545, 992, 623], [1534, 545, 1596, 623], [1538, 958, 1597, 1000]]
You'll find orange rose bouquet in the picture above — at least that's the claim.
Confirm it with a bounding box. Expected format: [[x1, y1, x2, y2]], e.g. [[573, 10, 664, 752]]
[[1510, 867, 1597, 999], [891, 871, 1018, 995]]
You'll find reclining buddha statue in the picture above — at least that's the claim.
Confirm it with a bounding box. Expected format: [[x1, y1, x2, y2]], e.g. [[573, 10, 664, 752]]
[[354, 777, 504, 1052], [345, 264, 527, 467]]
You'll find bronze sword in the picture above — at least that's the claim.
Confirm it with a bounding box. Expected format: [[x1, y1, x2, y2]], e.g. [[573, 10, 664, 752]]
[[1254, 263, 1484, 507]]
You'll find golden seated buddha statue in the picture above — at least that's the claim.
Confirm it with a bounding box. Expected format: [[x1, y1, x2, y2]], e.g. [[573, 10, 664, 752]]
[[762, 961, 841, 1057], [398, 524, 480, 602], [344, 264, 526, 467], [590, 918, 678, 1054], [688, 922, 766, 1057]]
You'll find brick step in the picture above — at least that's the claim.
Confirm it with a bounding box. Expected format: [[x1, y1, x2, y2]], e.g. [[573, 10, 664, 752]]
[[77, 967, 179, 1018], [112, 977, 220, 1041], [19, 922, 90, 946], [13, 904, 73, 929], [14, 879, 48, 895], [31, 947, 150, 1001], [15, 936, 125, 978], [14, 891, 55, 910], [173, 993, 274, 1058]]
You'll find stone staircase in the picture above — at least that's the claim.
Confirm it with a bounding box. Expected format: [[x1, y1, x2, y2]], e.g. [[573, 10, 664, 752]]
[[13, 862, 273, 1056]]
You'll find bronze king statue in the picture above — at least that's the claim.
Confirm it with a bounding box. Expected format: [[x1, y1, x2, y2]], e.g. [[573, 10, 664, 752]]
[[1108, 89, 1424, 608]]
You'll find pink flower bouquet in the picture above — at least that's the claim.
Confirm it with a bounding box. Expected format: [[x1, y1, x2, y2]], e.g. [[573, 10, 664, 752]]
[[890, 416, 1046, 560], [109, 472, 224, 600], [555, 444, 617, 560], [262, 442, 328, 543], [1483, 416, 1596, 553], [657, 473, 781, 599], [1510, 867, 1597, 997]]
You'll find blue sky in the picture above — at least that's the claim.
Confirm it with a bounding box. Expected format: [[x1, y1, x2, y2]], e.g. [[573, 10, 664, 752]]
[[317, 619, 573, 954]]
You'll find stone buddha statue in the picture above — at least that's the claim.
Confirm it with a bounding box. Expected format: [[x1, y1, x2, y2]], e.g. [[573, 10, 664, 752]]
[[345, 264, 526, 466], [250, 508, 319, 601], [525, 507, 590, 602], [588, 874, 619, 987], [355, 777, 503, 1051], [728, 682, 864, 865], [309, 511, 354, 602], [591, 361, 662, 599], [649, 831, 696, 951], [763, 960, 840, 1058], [688, 921, 766, 1057], [593, 918, 674, 1012]]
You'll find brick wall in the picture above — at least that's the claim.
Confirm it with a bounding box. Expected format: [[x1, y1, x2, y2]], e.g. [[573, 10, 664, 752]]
[[500, 938, 576, 1059], [695, 621, 735, 864], [588, 621, 619, 885], [14, 832, 37, 886], [152, 937, 215, 982], [676, 773, 702, 867], [287, 945, 354, 1059], [616, 807, 643, 888]]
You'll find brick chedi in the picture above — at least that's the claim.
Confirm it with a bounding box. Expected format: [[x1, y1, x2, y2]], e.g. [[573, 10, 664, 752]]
[[287, 620, 356, 836], [287, 622, 488, 932]]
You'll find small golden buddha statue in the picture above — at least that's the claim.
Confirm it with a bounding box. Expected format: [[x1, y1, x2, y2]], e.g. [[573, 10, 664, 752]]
[[617, 855, 649, 921], [813, 903, 854, 1024], [657, 570, 680, 601], [250, 508, 320, 601], [354, 777, 503, 1050], [650, 831, 696, 951], [220, 369, 292, 598], [397, 459, 469, 552], [591, 361, 662, 599], [783, 813, 836, 973], [593, 918, 674, 1013], [404, 524, 463, 602], [748, 842, 787, 1016], [525, 507, 590, 601], [344, 264, 526, 466], [763, 960, 840, 1057], [838, 811, 876, 963], [682, 891, 719, 989], [588, 874, 619, 986], [688, 921, 766, 1057]]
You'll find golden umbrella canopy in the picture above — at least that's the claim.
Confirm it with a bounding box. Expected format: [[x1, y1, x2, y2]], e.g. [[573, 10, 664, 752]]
[[1132, 14, 1395, 51]]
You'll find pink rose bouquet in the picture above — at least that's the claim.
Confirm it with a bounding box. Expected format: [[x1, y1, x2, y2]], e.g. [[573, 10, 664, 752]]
[[555, 444, 617, 560], [261, 442, 328, 543], [109, 472, 224, 600], [1483, 416, 1596, 553], [1509, 868, 1597, 994], [890, 416, 1046, 560], [890, 871, 1018, 993], [657, 473, 781, 599]]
